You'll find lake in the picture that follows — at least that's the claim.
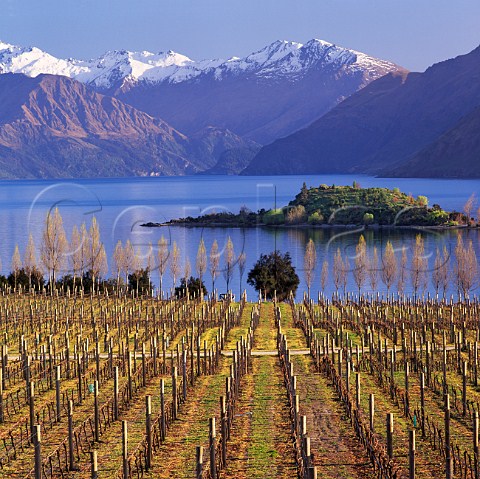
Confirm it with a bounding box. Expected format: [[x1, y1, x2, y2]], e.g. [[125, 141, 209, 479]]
[[1, 174, 480, 299]]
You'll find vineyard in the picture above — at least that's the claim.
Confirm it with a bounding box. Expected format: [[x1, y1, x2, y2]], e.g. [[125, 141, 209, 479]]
[[0, 291, 479, 479]]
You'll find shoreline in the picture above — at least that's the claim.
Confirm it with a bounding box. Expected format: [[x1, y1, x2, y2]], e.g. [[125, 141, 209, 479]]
[[141, 221, 473, 231]]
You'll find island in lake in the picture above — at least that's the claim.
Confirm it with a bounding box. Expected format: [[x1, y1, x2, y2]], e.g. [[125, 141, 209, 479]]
[[143, 182, 467, 228]]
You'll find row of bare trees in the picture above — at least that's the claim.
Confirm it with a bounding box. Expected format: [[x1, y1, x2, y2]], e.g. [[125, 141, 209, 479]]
[[7, 208, 249, 297], [303, 233, 478, 299], [4, 208, 479, 299]]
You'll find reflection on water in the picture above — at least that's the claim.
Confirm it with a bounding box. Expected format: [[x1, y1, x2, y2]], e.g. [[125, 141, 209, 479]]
[[0, 175, 479, 298]]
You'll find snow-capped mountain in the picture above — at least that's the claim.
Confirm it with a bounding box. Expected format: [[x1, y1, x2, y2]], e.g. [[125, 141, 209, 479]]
[[0, 38, 406, 144], [0, 39, 400, 90]]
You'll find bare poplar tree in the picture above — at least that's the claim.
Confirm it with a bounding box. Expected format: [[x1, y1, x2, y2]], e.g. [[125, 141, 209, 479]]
[[98, 245, 108, 282], [343, 255, 350, 296], [23, 234, 37, 292], [113, 240, 124, 290], [86, 217, 103, 294], [209, 239, 220, 293], [157, 236, 169, 298], [440, 245, 450, 298], [79, 223, 88, 291], [432, 246, 448, 299], [369, 246, 379, 292], [320, 260, 329, 293], [170, 241, 181, 293], [41, 207, 68, 289], [184, 257, 192, 280], [454, 234, 465, 298], [69, 225, 82, 293], [464, 193, 476, 225], [455, 235, 478, 299], [238, 252, 247, 299], [223, 236, 236, 294], [411, 234, 428, 298], [11, 245, 22, 291], [333, 248, 345, 297], [464, 240, 478, 298], [196, 238, 207, 289], [132, 247, 143, 294], [397, 247, 408, 295], [122, 240, 135, 286], [381, 241, 397, 295], [147, 242, 155, 293], [304, 238, 317, 298], [353, 235, 368, 295]]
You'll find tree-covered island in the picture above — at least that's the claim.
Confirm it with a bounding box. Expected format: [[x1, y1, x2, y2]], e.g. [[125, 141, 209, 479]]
[[143, 182, 468, 228]]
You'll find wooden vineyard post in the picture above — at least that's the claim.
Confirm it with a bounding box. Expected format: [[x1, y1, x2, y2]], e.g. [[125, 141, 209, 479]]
[[127, 352, 132, 401], [160, 379, 166, 441], [68, 400, 75, 471], [475, 342, 478, 387], [114, 366, 119, 421], [338, 349, 342, 378], [142, 344, 146, 388], [221, 396, 227, 468], [387, 413, 394, 460], [95, 342, 100, 384], [209, 417, 217, 479], [182, 350, 187, 402], [443, 349, 448, 396], [405, 361, 410, 417], [146, 395, 152, 470], [474, 411, 479, 479], [25, 356, 31, 397], [425, 341, 430, 386], [197, 336, 201, 377], [172, 366, 178, 420], [463, 361, 468, 417], [203, 341, 207, 376], [409, 429, 416, 479], [154, 337, 159, 377], [346, 359, 351, 393], [445, 394, 452, 479], [77, 355, 83, 405], [420, 372, 425, 438], [1, 344, 6, 391], [356, 373, 361, 409], [306, 435, 313, 469], [390, 350, 395, 392], [369, 394, 375, 432], [122, 420, 128, 479], [91, 450, 98, 479], [190, 330, 195, 386], [196, 445, 204, 479], [34, 424, 42, 479], [29, 382, 35, 442], [94, 381, 99, 442], [55, 365, 61, 422], [66, 335, 71, 379], [0, 368, 3, 423]]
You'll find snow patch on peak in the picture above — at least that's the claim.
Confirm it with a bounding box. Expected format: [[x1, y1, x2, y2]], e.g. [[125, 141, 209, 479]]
[[0, 38, 402, 89]]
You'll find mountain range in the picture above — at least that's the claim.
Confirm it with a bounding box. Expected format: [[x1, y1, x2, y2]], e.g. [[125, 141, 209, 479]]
[[1, 38, 479, 178], [245, 45, 480, 177], [0, 39, 402, 177], [0, 73, 258, 178]]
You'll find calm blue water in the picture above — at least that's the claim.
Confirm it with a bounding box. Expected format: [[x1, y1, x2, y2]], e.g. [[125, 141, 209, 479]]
[[1, 174, 480, 298]]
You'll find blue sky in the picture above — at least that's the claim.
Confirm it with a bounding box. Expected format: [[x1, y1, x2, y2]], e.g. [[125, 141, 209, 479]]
[[1, 0, 479, 71]]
